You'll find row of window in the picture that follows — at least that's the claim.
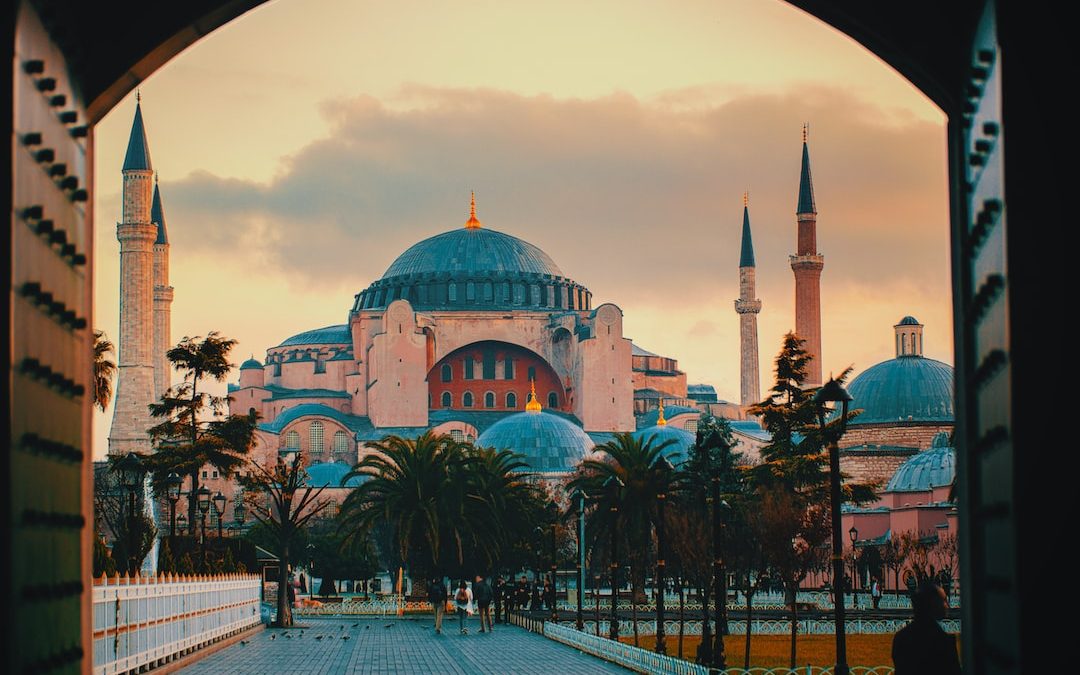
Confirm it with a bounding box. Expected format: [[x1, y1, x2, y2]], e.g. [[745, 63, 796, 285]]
[[359, 280, 591, 311], [436, 390, 558, 409], [284, 422, 352, 452], [441, 361, 537, 382]]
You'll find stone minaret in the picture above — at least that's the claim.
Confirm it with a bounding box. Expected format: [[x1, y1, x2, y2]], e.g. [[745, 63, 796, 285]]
[[735, 193, 762, 406], [790, 125, 824, 386], [108, 96, 157, 457], [151, 175, 173, 400]]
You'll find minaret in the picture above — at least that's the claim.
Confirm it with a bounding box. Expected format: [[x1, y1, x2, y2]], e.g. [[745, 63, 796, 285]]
[[735, 193, 762, 406], [790, 125, 825, 386], [151, 174, 174, 400], [108, 95, 158, 457]]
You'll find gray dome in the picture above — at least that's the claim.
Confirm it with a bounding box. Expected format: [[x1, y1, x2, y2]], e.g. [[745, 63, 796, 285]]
[[354, 226, 591, 312], [240, 357, 263, 370], [847, 356, 954, 425], [631, 425, 696, 465], [885, 434, 955, 492], [897, 316, 921, 326], [476, 411, 594, 474], [383, 228, 563, 279]]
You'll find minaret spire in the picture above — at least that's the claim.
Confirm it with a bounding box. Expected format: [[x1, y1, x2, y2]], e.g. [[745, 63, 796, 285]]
[[735, 194, 762, 406], [657, 398, 667, 426], [791, 126, 825, 386], [465, 191, 482, 229]]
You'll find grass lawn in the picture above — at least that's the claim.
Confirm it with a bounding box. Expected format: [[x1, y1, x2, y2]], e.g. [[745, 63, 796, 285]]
[[618, 633, 901, 668]]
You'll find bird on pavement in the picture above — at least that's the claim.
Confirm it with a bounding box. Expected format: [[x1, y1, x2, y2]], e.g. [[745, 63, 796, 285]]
[[315, 635, 324, 641], [351, 623, 359, 628], [342, 635, 350, 640], [270, 635, 276, 641], [240, 640, 249, 646]]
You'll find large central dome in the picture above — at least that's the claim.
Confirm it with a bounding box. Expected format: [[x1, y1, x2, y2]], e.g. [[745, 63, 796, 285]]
[[381, 227, 564, 279], [353, 195, 591, 313]]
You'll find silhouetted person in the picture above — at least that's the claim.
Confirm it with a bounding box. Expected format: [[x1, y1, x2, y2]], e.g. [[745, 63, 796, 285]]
[[428, 577, 447, 634], [892, 581, 961, 675], [474, 574, 493, 632], [492, 575, 504, 624], [530, 580, 542, 611]]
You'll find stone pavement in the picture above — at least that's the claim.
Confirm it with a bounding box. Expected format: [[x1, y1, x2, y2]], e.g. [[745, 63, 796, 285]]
[[178, 616, 631, 674]]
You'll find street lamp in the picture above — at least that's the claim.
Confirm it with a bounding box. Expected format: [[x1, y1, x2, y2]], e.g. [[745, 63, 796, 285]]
[[166, 473, 182, 537], [849, 526, 859, 607], [196, 486, 211, 572], [234, 498, 247, 535], [653, 456, 674, 656], [815, 376, 854, 675], [604, 474, 624, 642], [710, 485, 730, 670], [115, 452, 144, 575], [546, 498, 559, 622], [213, 491, 226, 538], [571, 488, 587, 631], [307, 543, 316, 599]]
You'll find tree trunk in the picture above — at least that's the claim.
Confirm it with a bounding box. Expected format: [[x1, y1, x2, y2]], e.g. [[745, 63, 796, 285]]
[[698, 584, 712, 665], [744, 571, 754, 668], [788, 580, 798, 669], [276, 546, 293, 628]]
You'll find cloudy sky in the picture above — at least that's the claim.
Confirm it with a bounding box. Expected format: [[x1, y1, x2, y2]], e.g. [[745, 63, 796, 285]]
[[91, 0, 952, 459]]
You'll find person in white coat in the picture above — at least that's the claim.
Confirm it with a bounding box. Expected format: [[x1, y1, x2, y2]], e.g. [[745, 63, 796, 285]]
[[454, 579, 473, 634]]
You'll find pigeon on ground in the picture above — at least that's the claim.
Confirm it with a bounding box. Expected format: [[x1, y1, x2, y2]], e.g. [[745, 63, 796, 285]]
[[365, 626, 371, 630], [315, 635, 324, 641], [240, 640, 249, 646], [351, 623, 359, 628], [384, 623, 394, 628], [340, 625, 345, 631], [342, 635, 350, 640], [270, 635, 276, 640]]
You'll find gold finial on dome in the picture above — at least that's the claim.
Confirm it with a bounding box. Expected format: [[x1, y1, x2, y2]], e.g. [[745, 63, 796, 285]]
[[802, 122, 809, 143], [465, 191, 482, 229], [657, 398, 667, 426], [743, 191, 749, 208], [525, 379, 542, 413]]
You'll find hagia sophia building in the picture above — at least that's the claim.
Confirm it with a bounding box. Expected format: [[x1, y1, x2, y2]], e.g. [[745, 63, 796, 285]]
[[106, 101, 957, 581]]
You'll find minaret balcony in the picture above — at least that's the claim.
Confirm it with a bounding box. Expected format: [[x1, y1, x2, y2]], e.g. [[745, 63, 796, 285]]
[[735, 299, 762, 314], [789, 254, 824, 271]]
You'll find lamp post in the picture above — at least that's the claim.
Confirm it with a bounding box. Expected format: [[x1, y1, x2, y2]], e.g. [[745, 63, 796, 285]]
[[710, 479, 729, 670], [196, 486, 211, 573], [213, 491, 226, 538], [166, 472, 182, 538], [234, 498, 247, 536], [849, 526, 859, 609], [605, 475, 624, 642], [594, 572, 602, 637], [654, 456, 674, 656], [307, 543, 316, 600], [815, 377, 854, 675], [546, 498, 559, 622], [572, 488, 587, 631], [115, 452, 144, 575]]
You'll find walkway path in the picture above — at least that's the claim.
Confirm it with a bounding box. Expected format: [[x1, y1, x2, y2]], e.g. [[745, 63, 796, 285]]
[[178, 616, 630, 674]]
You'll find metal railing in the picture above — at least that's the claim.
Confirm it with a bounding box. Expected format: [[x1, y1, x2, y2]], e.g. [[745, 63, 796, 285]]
[[553, 618, 960, 636], [92, 572, 262, 675]]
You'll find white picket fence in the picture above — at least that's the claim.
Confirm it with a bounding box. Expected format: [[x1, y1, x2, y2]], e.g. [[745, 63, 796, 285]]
[[92, 573, 262, 675]]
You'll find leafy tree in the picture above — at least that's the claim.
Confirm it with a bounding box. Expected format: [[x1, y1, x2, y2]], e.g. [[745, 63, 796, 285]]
[[238, 453, 331, 627], [746, 332, 876, 667], [93, 529, 117, 577], [145, 332, 258, 526], [109, 509, 158, 576], [158, 538, 177, 574], [177, 552, 195, 575], [307, 515, 379, 597], [93, 330, 117, 412]]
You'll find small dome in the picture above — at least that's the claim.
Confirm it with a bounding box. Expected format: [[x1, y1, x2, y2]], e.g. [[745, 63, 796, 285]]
[[303, 462, 365, 489], [847, 356, 954, 425], [897, 316, 921, 326], [240, 357, 263, 370], [277, 324, 351, 347], [631, 425, 696, 465], [885, 441, 955, 492], [476, 411, 594, 474]]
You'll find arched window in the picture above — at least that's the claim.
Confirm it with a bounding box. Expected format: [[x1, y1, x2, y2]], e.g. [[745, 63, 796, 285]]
[[504, 357, 514, 380], [463, 392, 474, 408], [441, 363, 452, 382], [333, 431, 350, 461], [448, 282, 458, 302], [310, 421, 324, 461], [285, 430, 300, 449], [485, 392, 495, 408], [902, 334, 908, 355], [548, 392, 558, 409], [441, 391, 452, 408], [527, 366, 536, 381], [506, 392, 517, 408]]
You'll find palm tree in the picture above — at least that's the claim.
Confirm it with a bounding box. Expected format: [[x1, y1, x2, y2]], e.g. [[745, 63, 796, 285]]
[[93, 330, 116, 412], [338, 433, 471, 584], [568, 432, 680, 603], [462, 446, 542, 571]]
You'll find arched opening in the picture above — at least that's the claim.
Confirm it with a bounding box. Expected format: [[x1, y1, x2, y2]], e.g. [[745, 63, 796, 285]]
[[426, 340, 566, 411]]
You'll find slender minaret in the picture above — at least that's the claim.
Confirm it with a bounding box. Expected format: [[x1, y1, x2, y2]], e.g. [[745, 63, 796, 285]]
[[790, 125, 824, 386], [108, 95, 158, 457], [151, 174, 174, 400], [735, 192, 762, 406]]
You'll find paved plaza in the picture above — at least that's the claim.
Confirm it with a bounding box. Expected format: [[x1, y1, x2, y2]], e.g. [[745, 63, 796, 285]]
[[178, 616, 630, 674]]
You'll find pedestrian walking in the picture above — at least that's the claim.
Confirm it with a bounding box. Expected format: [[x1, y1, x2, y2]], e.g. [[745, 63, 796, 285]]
[[429, 577, 447, 634], [891, 581, 961, 675], [872, 577, 882, 610], [454, 579, 473, 634], [474, 574, 494, 632], [530, 580, 542, 611], [492, 575, 504, 624], [543, 576, 555, 611], [514, 576, 529, 615]]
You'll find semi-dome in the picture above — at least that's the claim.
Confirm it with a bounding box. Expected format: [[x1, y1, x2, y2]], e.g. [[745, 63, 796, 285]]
[[885, 432, 955, 492], [631, 425, 695, 465], [277, 324, 351, 347], [847, 356, 954, 425], [303, 461, 365, 489], [476, 410, 594, 474], [353, 196, 591, 312]]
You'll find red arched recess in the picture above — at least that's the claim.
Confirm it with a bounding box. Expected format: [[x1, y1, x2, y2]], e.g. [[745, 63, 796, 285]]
[[427, 341, 566, 412]]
